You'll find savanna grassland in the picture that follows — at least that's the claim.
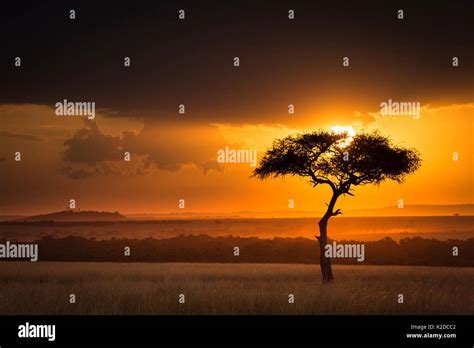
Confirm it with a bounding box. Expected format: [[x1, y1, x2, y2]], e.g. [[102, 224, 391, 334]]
[[0, 262, 472, 315]]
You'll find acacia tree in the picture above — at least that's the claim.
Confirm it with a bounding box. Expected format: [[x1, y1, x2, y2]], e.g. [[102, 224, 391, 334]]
[[252, 130, 421, 283]]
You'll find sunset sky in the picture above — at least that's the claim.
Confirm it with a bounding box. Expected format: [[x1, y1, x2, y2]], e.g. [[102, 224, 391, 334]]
[[1, 1, 472, 215]]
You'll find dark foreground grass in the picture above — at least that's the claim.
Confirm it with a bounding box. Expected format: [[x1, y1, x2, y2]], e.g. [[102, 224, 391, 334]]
[[0, 262, 472, 315]]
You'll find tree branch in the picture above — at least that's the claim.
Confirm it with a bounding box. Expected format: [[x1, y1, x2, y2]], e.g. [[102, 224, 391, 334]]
[[308, 170, 337, 192]]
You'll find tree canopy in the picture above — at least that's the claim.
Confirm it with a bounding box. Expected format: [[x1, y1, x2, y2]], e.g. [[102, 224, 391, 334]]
[[252, 130, 421, 197]]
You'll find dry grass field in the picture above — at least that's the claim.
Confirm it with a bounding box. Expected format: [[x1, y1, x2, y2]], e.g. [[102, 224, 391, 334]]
[[0, 262, 472, 315]]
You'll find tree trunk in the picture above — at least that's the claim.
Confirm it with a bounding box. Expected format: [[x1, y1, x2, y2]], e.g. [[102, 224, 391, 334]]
[[317, 217, 334, 283], [316, 190, 340, 283]]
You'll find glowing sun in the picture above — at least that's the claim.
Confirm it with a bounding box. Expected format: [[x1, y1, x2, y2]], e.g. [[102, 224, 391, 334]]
[[330, 125, 356, 146]]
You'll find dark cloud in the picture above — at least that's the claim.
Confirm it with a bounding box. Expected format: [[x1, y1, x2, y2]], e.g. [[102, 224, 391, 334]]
[[0, 131, 43, 142], [60, 166, 96, 180], [61, 120, 226, 179], [63, 120, 123, 164], [1, 0, 472, 123], [354, 113, 377, 127], [121, 121, 227, 173]]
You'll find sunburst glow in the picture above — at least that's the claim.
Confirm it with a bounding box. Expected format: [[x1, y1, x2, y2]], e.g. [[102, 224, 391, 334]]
[[330, 125, 356, 146]]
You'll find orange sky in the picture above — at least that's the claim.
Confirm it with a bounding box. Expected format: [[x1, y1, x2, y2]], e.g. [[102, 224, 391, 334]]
[[0, 102, 472, 216], [1, 1, 472, 217]]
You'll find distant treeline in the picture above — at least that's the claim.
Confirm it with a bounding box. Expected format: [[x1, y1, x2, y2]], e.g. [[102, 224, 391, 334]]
[[2, 235, 473, 266]]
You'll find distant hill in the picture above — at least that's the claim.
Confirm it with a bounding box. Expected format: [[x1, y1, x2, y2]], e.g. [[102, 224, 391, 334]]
[[18, 210, 127, 222], [4, 204, 472, 222], [125, 204, 474, 219]]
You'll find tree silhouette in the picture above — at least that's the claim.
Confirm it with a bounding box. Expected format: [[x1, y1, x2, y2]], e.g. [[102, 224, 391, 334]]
[[252, 130, 421, 283]]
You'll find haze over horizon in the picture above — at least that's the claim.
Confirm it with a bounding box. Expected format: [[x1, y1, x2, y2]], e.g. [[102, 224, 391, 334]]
[[3, 203, 473, 220]]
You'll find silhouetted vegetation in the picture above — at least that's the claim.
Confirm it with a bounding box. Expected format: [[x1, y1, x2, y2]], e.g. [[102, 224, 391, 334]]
[[2, 235, 471, 266], [253, 130, 421, 282], [1, 217, 472, 242]]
